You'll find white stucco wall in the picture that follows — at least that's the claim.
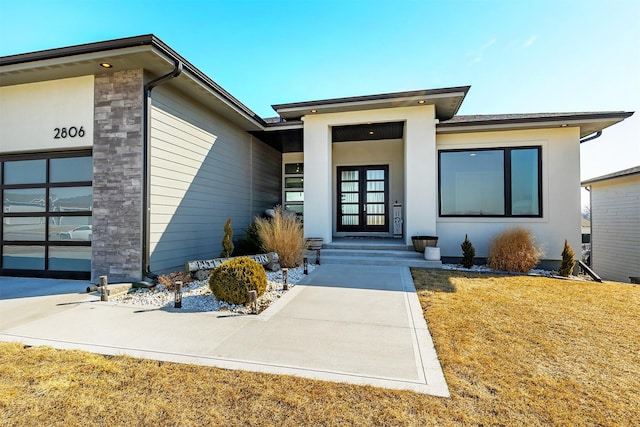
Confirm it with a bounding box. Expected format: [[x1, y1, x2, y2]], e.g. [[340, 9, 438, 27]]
[[436, 127, 581, 263], [0, 76, 94, 153], [302, 105, 437, 243], [589, 175, 640, 282]]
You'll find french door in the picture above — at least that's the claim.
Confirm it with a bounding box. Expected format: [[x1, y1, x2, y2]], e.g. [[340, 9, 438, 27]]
[[337, 165, 389, 233]]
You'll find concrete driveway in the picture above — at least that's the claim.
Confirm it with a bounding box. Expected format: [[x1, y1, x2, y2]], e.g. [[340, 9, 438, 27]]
[[0, 265, 449, 396]]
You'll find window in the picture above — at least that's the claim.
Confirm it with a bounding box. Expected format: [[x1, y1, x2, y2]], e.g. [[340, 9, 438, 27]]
[[439, 147, 541, 217], [283, 162, 303, 215]]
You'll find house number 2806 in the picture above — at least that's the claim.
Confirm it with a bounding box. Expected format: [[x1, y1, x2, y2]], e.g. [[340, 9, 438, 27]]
[[54, 126, 85, 139]]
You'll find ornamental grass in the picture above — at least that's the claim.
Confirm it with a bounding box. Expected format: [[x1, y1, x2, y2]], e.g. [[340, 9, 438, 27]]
[[254, 206, 306, 268]]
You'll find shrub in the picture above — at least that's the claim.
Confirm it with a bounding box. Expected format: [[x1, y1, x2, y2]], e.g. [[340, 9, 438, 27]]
[[487, 227, 543, 273], [220, 217, 234, 258], [233, 220, 262, 256], [460, 234, 475, 268], [559, 239, 576, 277], [208, 257, 267, 305], [254, 206, 307, 268], [157, 271, 192, 291]]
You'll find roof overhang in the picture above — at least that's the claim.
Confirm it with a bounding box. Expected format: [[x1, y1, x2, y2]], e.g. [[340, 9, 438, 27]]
[[581, 165, 640, 186], [436, 112, 634, 138], [272, 86, 470, 121], [0, 35, 266, 131]]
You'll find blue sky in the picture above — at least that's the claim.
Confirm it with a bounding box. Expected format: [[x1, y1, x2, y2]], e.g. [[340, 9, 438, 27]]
[[1, 0, 638, 190]]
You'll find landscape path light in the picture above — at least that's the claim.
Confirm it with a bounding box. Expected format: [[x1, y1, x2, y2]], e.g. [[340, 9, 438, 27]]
[[282, 268, 289, 290], [303, 257, 308, 274], [99, 275, 108, 302], [249, 290, 257, 314], [174, 281, 183, 309]]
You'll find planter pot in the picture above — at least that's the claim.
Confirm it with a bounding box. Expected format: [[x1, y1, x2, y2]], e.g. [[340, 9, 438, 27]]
[[411, 236, 438, 253], [306, 237, 324, 250]]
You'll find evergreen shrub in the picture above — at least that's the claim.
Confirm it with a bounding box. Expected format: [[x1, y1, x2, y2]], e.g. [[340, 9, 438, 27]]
[[559, 239, 576, 277], [221, 217, 234, 258], [208, 257, 267, 305], [461, 234, 475, 268]]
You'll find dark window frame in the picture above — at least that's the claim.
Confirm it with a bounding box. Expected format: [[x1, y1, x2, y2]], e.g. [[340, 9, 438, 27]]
[[438, 146, 542, 218], [1, 150, 92, 279]]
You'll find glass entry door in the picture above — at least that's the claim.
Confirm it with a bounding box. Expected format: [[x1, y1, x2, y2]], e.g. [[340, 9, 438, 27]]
[[337, 165, 389, 232]]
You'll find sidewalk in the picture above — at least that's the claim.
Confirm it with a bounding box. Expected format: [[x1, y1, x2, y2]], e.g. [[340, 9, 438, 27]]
[[0, 265, 449, 396]]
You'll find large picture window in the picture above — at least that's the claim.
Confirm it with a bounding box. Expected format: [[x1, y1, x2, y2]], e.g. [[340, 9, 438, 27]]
[[439, 147, 541, 217]]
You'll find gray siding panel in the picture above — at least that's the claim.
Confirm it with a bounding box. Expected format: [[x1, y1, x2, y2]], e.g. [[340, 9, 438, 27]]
[[591, 177, 640, 283], [148, 88, 280, 274]]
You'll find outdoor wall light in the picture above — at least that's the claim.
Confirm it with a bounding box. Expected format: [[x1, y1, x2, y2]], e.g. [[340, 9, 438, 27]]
[[99, 62, 113, 69], [303, 257, 308, 275], [174, 281, 183, 309], [282, 268, 289, 290]]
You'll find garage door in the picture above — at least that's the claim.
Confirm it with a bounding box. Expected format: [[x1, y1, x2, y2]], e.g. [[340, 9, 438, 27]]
[[1, 151, 92, 279]]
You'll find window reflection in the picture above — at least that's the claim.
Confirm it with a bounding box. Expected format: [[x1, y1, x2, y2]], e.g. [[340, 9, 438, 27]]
[[50, 157, 92, 183], [3, 189, 46, 212], [49, 217, 92, 241], [4, 160, 46, 184], [2, 245, 45, 270], [49, 246, 91, 271], [3, 218, 46, 241], [49, 187, 93, 212]]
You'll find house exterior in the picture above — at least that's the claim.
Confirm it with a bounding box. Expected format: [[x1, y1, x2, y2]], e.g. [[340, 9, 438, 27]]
[[582, 167, 640, 283], [0, 35, 633, 282]]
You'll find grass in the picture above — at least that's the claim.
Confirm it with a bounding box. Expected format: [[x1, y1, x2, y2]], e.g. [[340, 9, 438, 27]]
[[254, 206, 306, 268], [1, 270, 638, 426]]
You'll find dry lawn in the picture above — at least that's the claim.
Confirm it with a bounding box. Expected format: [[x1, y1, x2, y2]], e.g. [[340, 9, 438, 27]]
[[1, 270, 638, 426]]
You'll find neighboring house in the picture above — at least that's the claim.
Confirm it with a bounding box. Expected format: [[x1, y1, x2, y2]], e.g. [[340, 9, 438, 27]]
[[582, 167, 640, 283], [0, 35, 634, 282]]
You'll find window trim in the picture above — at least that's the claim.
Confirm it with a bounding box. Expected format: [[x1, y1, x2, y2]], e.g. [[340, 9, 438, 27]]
[[438, 146, 542, 218]]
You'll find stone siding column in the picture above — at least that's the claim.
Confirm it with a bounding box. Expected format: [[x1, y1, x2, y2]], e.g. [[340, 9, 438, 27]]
[[92, 69, 144, 283]]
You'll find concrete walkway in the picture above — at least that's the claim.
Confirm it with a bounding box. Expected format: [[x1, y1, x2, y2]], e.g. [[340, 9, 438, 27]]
[[0, 265, 449, 396]]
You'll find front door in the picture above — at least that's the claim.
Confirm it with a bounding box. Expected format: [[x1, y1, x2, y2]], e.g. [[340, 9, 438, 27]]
[[337, 165, 389, 233]]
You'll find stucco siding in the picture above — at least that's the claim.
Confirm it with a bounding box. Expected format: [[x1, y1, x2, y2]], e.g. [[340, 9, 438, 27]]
[[149, 87, 280, 274], [436, 127, 581, 264], [590, 176, 640, 282]]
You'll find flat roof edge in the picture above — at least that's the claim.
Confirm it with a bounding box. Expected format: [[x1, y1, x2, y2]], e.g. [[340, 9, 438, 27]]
[[581, 165, 640, 185], [438, 112, 634, 128], [1, 34, 267, 128], [271, 86, 471, 111], [0, 35, 156, 66]]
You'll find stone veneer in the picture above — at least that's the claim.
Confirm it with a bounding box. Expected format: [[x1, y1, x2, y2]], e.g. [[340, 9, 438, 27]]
[[91, 69, 144, 283]]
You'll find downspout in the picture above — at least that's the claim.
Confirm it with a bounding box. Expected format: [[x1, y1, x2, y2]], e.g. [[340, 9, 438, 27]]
[[579, 130, 602, 144], [142, 61, 183, 281]]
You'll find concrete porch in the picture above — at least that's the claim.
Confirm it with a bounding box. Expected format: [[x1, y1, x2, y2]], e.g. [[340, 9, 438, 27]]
[[317, 237, 443, 268]]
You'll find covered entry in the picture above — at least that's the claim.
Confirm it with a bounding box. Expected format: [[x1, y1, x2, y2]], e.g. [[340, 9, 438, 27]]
[[337, 165, 389, 232]]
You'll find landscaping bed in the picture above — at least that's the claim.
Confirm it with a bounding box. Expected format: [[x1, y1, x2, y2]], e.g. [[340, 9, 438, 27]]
[[112, 264, 315, 314]]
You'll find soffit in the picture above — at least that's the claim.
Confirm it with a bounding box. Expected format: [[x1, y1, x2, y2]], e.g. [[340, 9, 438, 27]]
[[437, 112, 634, 138], [0, 37, 266, 132], [272, 87, 469, 121]]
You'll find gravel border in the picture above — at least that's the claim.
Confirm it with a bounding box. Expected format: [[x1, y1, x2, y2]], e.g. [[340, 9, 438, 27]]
[[111, 264, 316, 314]]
